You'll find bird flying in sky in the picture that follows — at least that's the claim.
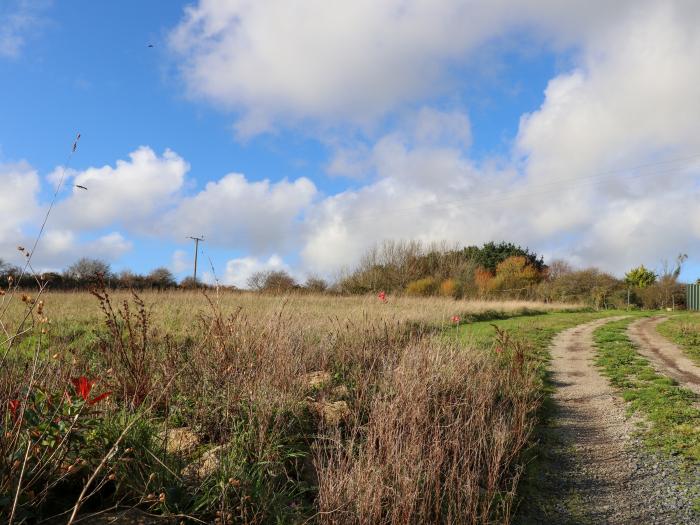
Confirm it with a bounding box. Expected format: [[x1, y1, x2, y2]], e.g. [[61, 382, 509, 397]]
[[75, 185, 88, 190]]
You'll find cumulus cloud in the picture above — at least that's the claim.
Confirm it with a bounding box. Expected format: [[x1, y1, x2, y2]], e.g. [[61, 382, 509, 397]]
[[1, 144, 318, 273], [223, 254, 293, 288], [8, 230, 132, 272], [168, 0, 654, 137], [158, 173, 316, 253], [52, 147, 189, 231], [7, 2, 700, 280], [0, 160, 135, 271], [296, 2, 700, 276], [0, 161, 40, 242]]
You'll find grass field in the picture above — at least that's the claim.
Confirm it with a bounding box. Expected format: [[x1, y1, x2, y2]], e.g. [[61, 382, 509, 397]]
[[0, 289, 586, 524]]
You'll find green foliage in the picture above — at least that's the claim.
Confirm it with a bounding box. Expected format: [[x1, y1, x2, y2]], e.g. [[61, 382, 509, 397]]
[[1, 379, 112, 521], [624, 265, 657, 288], [462, 241, 546, 274]]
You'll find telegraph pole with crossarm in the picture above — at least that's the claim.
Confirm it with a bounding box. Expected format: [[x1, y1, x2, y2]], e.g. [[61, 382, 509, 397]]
[[187, 236, 204, 287]]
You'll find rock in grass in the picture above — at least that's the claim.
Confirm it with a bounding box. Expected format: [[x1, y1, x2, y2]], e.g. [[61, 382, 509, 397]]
[[159, 427, 200, 456], [303, 370, 332, 391], [331, 384, 350, 399], [182, 445, 225, 479], [312, 400, 350, 425]]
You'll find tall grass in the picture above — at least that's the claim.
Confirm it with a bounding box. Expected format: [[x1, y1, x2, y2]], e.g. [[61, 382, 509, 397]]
[[0, 289, 555, 523]]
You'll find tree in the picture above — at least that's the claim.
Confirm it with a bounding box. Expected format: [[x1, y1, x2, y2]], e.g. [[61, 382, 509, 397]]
[[247, 271, 267, 291], [262, 270, 297, 293], [0, 258, 19, 279], [462, 241, 546, 274], [304, 276, 328, 293], [624, 265, 657, 288], [546, 259, 573, 281], [491, 256, 541, 293], [148, 267, 176, 289], [547, 268, 622, 308], [246, 270, 297, 292], [64, 258, 111, 282]]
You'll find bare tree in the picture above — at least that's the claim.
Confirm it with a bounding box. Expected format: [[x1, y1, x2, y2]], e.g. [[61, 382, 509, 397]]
[[64, 258, 111, 281], [148, 267, 177, 289]]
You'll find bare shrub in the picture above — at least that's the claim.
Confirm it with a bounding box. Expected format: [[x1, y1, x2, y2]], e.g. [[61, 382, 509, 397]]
[[90, 285, 156, 409]]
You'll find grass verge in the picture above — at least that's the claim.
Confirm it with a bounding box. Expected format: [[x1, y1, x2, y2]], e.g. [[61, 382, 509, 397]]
[[594, 317, 700, 460], [657, 313, 700, 365]]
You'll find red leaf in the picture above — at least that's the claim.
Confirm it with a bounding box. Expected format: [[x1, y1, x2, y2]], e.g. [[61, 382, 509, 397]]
[[8, 399, 20, 417], [71, 376, 94, 401], [88, 391, 111, 406]]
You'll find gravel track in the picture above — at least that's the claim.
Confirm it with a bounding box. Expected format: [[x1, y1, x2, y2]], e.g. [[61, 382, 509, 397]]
[[520, 317, 699, 524], [628, 316, 700, 395]]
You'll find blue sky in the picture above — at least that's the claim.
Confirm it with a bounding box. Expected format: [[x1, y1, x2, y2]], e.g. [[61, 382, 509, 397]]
[[2, 1, 700, 286]]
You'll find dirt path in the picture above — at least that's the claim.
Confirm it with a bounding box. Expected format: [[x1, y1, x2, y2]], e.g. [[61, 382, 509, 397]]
[[628, 316, 700, 395], [521, 317, 698, 524]]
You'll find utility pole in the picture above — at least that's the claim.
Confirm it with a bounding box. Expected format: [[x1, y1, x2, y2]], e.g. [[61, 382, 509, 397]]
[[187, 236, 204, 287]]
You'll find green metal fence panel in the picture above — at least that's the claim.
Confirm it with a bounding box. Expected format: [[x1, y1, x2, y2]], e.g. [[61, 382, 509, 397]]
[[689, 284, 700, 311]]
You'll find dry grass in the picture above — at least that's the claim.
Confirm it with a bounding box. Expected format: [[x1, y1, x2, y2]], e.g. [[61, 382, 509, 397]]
[[0, 289, 573, 523], [1, 289, 580, 336]]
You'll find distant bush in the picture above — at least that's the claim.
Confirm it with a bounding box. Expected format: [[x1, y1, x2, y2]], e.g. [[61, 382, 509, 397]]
[[490, 256, 543, 297], [405, 277, 439, 296], [540, 268, 621, 308], [340, 240, 548, 299], [304, 276, 329, 293], [474, 268, 495, 297], [248, 270, 298, 293], [439, 278, 458, 298]]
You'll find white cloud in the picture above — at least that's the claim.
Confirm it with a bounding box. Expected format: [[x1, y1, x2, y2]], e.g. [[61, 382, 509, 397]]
[[0, 161, 40, 243], [158, 173, 316, 253], [0, 0, 50, 58], [223, 254, 292, 288], [53, 147, 189, 231], [168, 0, 654, 137], [18, 230, 132, 272], [171, 249, 190, 274], [7, 2, 700, 280]]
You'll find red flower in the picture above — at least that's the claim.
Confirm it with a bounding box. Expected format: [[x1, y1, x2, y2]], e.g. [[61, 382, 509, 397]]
[[450, 315, 460, 324], [377, 291, 387, 303], [494, 346, 503, 354], [71, 377, 111, 405], [8, 399, 20, 418]]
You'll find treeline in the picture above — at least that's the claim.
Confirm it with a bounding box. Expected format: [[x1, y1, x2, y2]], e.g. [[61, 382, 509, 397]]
[[337, 241, 688, 309], [0, 244, 690, 308], [0, 257, 201, 291]]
